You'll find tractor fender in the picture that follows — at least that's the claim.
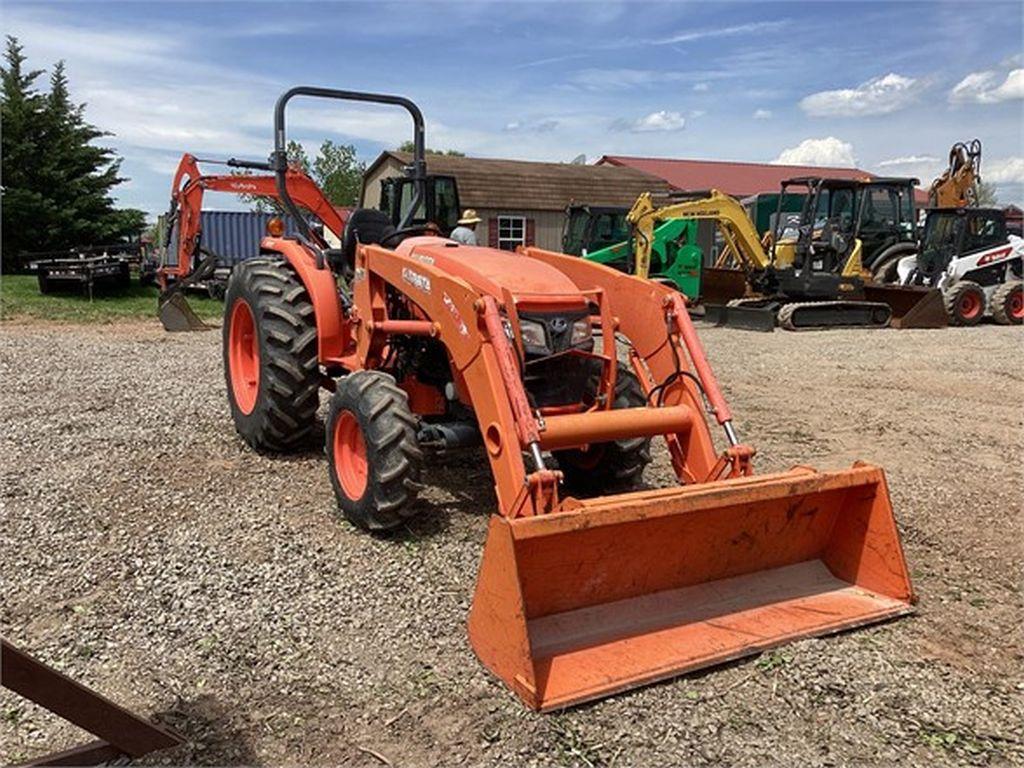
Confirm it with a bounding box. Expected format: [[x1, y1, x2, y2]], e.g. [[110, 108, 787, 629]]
[[260, 236, 348, 363]]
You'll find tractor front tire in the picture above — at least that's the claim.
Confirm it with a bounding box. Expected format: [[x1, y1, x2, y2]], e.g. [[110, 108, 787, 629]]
[[991, 281, 1023, 325], [943, 280, 986, 327], [555, 364, 652, 497], [223, 258, 320, 452], [326, 371, 424, 531]]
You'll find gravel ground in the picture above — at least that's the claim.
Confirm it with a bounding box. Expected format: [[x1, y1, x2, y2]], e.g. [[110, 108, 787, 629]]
[[1, 319, 1022, 766]]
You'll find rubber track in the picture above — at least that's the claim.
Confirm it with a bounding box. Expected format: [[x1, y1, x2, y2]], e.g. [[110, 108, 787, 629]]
[[777, 300, 892, 331]]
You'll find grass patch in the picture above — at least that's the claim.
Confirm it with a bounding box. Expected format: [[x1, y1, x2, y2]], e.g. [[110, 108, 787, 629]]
[[0, 274, 222, 324], [548, 717, 609, 768], [755, 649, 792, 672]]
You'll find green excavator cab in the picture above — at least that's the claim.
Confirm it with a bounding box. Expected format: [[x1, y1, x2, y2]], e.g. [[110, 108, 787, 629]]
[[563, 205, 704, 300]]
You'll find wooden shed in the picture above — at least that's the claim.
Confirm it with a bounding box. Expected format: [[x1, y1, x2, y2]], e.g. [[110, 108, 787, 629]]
[[361, 152, 668, 251]]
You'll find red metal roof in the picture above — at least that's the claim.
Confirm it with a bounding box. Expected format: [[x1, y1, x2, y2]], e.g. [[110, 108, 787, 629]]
[[598, 155, 930, 204]]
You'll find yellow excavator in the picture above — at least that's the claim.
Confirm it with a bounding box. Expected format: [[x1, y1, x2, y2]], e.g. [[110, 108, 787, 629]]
[[929, 139, 982, 208], [628, 182, 946, 330]]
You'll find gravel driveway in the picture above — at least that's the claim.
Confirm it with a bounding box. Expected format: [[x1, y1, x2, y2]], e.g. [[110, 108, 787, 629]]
[[2, 320, 1021, 766]]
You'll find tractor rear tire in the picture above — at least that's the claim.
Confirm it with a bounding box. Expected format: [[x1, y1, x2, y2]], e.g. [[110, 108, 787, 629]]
[[991, 281, 1023, 325], [943, 280, 986, 326], [555, 364, 652, 497], [222, 258, 320, 452], [326, 370, 424, 531]]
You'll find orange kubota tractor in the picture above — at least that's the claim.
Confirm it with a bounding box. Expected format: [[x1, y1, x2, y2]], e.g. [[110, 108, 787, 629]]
[[175, 86, 914, 711]]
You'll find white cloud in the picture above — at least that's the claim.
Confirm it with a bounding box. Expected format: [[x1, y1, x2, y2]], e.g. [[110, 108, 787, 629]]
[[873, 155, 945, 186], [503, 118, 559, 133], [985, 157, 1024, 184], [655, 21, 788, 45], [773, 137, 857, 167], [690, 109, 707, 118], [950, 68, 1024, 104], [753, 109, 772, 120], [511, 53, 589, 70], [800, 73, 922, 117], [614, 110, 686, 133], [693, 83, 709, 92], [876, 155, 940, 167], [569, 68, 694, 90]]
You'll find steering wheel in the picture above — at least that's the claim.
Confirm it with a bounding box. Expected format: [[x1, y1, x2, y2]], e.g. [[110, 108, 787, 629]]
[[379, 224, 441, 248]]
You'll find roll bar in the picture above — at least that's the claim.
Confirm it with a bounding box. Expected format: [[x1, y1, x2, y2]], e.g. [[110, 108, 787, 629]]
[[270, 86, 427, 242]]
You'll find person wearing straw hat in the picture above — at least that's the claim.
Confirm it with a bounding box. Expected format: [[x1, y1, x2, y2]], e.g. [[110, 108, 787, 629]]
[[450, 209, 482, 246]]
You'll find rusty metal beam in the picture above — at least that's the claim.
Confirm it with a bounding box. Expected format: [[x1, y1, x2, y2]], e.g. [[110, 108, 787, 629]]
[[2, 639, 184, 766]]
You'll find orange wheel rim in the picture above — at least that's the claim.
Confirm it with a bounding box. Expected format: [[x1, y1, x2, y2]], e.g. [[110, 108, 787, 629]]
[[334, 411, 368, 500], [1010, 290, 1023, 320], [228, 300, 260, 414], [959, 292, 982, 319]]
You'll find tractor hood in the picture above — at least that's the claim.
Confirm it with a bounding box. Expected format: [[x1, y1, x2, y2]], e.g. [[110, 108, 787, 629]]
[[396, 237, 588, 307]]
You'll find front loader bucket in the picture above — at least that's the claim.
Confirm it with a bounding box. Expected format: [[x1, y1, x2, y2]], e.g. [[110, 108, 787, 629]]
[[158, 290, 211, 332], [862, 284, 948, 329], [468, 463, 913, 711]]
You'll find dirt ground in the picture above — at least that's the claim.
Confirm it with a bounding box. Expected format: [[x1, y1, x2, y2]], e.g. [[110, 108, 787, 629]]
[[1, 319, 1022, 766]]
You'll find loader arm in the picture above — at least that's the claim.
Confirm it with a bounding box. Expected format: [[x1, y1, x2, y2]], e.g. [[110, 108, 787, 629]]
[[627, 190, 771, 279], [208, 84, 916, 712], [160, 153, 349, 286]]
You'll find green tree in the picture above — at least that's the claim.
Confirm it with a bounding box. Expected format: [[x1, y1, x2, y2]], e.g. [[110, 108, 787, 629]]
[[1, 36, 49, 264], [239, 139, 364, 213], [397, 140, 465, 157], [314, 140, 364, 206], [1, 37, 145, 269], [976, 180, 998, 206]]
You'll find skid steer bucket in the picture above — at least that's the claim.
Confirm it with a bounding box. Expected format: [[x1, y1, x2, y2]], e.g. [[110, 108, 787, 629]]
[[468, 463, 913, 711], [158, 289, 211, 332], [862, 284, 948, 329]]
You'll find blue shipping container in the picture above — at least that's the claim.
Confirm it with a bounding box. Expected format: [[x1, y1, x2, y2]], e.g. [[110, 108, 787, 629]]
[[164, 210, 307, 268]]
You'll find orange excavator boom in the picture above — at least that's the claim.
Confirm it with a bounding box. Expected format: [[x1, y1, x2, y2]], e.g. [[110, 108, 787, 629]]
[[156, 153, 349, 331]]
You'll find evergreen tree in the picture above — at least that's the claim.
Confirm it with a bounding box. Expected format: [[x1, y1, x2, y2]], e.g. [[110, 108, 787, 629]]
[[1, 36, 48, 263], [1, 37, 145, 269]]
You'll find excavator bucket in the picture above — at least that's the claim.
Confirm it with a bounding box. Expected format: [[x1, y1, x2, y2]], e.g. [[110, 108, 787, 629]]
[[468, 463, 913, 711], [700, 266, 749, 306], [158, 289, 211, 332], [862, 284, 948, 329]]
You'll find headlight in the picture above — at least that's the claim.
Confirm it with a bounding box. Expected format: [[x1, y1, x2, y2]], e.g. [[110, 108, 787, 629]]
[[518, 319, 548, 350], [570, 318, 592, 346]]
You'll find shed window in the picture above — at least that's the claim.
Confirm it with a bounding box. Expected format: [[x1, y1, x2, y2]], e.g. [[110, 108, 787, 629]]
[[497, 216, 527, 251]]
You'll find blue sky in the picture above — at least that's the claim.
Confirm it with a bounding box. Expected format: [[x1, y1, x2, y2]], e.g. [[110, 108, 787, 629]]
[[5, 1, 1022, 216]]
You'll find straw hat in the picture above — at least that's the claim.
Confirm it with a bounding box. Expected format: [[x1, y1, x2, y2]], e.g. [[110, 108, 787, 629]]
[[458, 209, 482, 225]]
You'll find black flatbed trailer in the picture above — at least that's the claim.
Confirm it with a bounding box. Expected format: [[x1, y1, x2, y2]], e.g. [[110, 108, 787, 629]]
[[30, 252, 133, 297]]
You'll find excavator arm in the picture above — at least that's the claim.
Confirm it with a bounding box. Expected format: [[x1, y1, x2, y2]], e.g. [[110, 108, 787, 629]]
[[627, 190, 772, 280], [161, 153, 349, 285], [929, 139, 982, 208]]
